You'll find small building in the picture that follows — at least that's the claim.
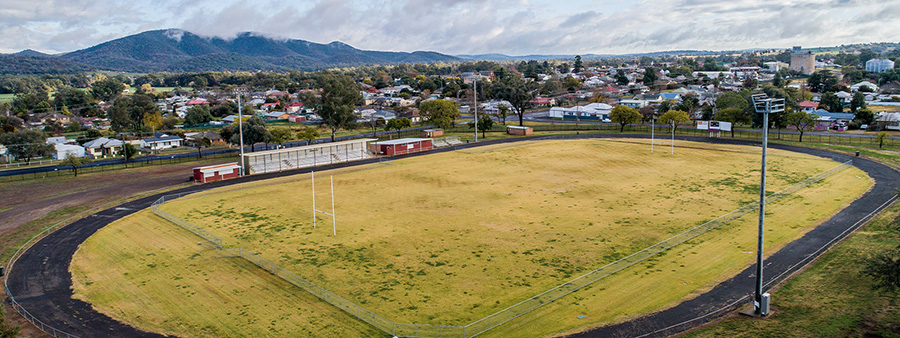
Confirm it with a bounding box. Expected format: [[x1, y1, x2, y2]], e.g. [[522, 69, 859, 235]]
[[507, 125, 533, 136], [141, 132, 184, 150], [53, 144, 86, 159], [193, 162, 241, 183], [421, 129, 443, 138], [370, 138, 433, 156], [82, 137, 124, 158], [798, 100, 819, 113]]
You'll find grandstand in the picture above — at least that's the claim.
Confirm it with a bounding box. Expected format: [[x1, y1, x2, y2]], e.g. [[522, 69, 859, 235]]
[[242, 139, 377, 175]]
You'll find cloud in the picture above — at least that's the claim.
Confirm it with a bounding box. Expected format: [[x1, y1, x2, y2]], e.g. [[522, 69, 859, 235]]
[[1, 0, 899, 56]]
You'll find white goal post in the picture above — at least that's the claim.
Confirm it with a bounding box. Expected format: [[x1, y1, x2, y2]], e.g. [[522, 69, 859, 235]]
[[311, 171, 336, 236]]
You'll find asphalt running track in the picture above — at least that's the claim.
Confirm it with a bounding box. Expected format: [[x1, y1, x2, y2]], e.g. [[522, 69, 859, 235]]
[[6, 135, 900, 338]]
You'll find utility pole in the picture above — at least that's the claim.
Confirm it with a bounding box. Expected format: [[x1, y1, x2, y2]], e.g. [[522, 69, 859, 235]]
[[473, 79, 478, 142]]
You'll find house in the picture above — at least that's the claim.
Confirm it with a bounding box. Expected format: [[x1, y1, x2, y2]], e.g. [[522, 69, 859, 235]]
[[798, 101, 819, 113], [140, 132, 184, 150], [36, 113, 72, 125], [875, 112, 900, 130], [850, 81, 879, 93], [286, 102, 304, 113], [659, 93, 682, 102], [260, 102, 280, 111], [82, 137, 124, 158], [184, 131, 225, 145], [369, 138, 433, 155], [263, 111, 290, 120], [618, 99, 649, 109], [47, 136, 77, 145], [811, 110, 855, 131], [835, 91, 853, 106], [185, 99, 209, 106], [53, 144, 86, 159], [548, 103, 613, 121], [529, 97, 555, 107]]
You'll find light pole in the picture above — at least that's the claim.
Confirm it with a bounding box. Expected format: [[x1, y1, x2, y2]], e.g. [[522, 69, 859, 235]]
[[750, 93, 784, 316], [234, 88, 246, 176], [473, 79, 478, 142]]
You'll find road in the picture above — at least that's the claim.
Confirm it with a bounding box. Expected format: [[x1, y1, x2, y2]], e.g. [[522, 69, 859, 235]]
[[6, 134, 899, 338]]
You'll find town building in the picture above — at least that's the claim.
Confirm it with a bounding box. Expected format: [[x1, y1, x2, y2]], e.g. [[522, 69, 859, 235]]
[[865, 59, 895, 73]]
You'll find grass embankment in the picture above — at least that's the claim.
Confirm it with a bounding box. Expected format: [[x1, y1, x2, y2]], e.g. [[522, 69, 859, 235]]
[[71, 140, 870, 337], [685, 201, 900, 338]]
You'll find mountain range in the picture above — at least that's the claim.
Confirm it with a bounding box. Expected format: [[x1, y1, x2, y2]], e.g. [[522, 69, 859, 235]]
[[0, 29, 462, 74]]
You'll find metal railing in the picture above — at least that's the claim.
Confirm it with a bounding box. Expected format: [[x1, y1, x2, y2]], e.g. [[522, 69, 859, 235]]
[[149, 157, 853, 338]]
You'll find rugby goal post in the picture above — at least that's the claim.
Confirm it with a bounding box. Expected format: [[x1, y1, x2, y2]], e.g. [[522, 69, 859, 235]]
[[311, 171, 337, 236]]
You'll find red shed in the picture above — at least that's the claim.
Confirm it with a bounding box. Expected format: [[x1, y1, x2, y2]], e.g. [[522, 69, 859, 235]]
[[370, 138, 433, 156], [193, 162, 241, 183]]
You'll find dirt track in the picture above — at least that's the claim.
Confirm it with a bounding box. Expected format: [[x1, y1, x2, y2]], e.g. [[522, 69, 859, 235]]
[[5, 135, 899, 338]]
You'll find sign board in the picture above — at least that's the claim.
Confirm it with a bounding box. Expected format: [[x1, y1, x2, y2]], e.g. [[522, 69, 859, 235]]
[[697, 120, 732, 131]]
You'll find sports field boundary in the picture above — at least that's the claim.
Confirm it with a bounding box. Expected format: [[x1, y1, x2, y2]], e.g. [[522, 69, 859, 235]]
[[6, 134, 899, 338], [149, 139, 853, 338]]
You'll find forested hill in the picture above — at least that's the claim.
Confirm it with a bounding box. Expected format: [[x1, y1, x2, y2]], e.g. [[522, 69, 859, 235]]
[[54, 29, 461, 73], [0, 54, 94, 75]]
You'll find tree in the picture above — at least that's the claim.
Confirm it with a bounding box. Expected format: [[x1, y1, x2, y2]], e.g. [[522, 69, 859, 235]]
[[142, 112, 163, 132], [184, 105, 214, 125], [573, 55, 584, 73], [854, 108, 875, 126], [784, 110, 817, 142], [715, 91, 749, 111], [419, 99, 460, 130], [658, 110, 691, 132], [467, 115, 494, 139], [863, 244, 900, 292], [715, 107, 750, 138], [296, 127, 321, 145], [820, 92, 843, 112], [0, 313, 20, 338], [0, 129, 53, 163], [772, 72, 784, 88], [874, 131, 888, 148], [384, 117, 412, 137], [615, 72, 629, 86], [642, 67, 658, 86], [117, 143, 138, 167], [609, 105, 641, 132], [850, 91, 867, 113], [492, 75, 533, 126], [496, 105, 510, 125], [230, 117, 272, 151], [106, 94, 157, 131], [60, 152, 92, 177], [91, 78, 125, 101], [308, 74, 361, 142], [562, 76, 582, 91], [269, 127, 294, 147], [807, 70, 838, 93], [187, 134, 211, 158]]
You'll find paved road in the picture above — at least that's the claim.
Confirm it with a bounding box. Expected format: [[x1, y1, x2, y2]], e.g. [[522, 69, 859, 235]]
[[6, 134, 899, 338]]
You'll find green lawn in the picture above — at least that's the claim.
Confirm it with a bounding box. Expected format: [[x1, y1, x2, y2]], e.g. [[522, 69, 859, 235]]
[[71, 140, 870, 337], [685, 200, 900, 338]]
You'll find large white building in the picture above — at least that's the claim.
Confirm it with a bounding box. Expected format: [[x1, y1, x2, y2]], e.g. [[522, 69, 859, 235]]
[[866, 58, 895, 73]]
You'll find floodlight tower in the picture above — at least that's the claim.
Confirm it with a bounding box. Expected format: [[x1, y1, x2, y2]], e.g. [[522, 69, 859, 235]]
[[750, 93, 784, 316]]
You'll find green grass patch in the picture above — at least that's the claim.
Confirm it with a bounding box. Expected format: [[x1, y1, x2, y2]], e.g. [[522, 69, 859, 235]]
[[685, 201, 900, 338]]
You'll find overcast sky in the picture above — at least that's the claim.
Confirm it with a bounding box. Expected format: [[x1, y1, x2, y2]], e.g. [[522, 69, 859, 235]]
[[2, 0, 898, 55]]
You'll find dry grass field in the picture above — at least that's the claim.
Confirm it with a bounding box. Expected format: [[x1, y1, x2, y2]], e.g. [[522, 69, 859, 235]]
[[70, 139, 872, 338]]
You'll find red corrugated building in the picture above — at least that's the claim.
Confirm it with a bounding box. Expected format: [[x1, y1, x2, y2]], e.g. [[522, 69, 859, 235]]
[[370, 138, 433, 156], [193, 162, 241, 183]]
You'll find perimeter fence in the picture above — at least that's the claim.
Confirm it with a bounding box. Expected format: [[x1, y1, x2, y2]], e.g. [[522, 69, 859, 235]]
[[149, 156, 853, 338]]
